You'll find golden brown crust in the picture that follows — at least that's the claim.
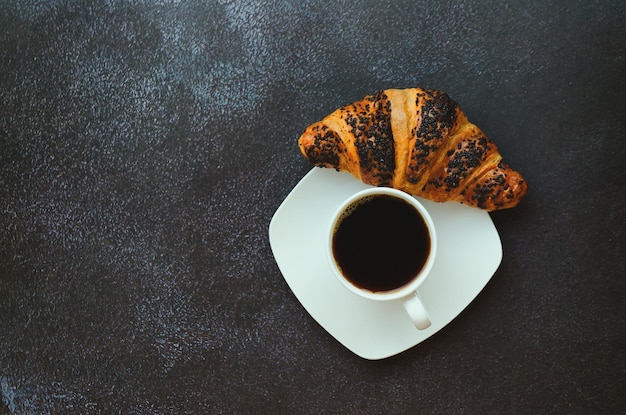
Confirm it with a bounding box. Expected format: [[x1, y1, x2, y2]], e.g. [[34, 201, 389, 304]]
[[298, 88, 528, 211]]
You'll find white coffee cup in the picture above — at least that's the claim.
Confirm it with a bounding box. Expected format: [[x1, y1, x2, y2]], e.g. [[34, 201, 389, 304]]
[[327, 187, 437, 329]]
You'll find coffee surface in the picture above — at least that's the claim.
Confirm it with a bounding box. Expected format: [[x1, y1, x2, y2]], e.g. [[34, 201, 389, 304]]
[[332, 195, 430, 292]]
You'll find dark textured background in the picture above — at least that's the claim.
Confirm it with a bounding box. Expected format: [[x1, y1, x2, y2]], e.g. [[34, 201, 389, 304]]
[[1, 0, 625, 413]]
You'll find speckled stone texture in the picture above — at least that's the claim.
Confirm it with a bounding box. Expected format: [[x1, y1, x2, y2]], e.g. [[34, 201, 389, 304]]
[[0, 0, 624, 413]]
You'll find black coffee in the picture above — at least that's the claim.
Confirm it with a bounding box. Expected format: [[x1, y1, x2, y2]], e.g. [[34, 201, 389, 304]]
[[332, 194, 431, 292]]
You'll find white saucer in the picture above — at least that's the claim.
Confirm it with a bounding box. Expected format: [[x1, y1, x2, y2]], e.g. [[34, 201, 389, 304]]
[[269, 168, 503, 360]]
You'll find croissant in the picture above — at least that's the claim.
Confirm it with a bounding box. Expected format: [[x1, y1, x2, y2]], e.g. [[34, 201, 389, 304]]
[[298, 88, 527, 211]]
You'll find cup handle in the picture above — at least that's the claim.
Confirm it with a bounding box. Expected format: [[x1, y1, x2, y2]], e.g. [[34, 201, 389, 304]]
[[402, 291, 432, 329]]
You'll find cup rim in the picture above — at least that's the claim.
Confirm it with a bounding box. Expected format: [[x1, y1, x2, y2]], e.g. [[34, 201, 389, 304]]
[[327, 187, 438, 301]]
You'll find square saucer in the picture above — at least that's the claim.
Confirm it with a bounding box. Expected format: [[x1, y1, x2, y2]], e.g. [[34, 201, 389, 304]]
[[269, 168, 502, 360]]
